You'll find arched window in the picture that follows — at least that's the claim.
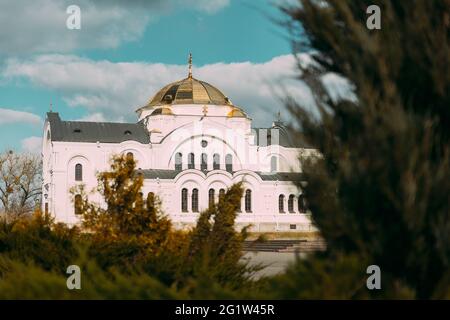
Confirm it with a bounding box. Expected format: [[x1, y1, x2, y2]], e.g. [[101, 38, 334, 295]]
[[147, 192, 155, 210], [201, 153, 208, 171], [213, 154, 220, 170], [175, 153, 182, 171], [74, 194, 82, 215], [188, 153, 195, 169], [208, 188, 215, 208], [75, 163, 83, 181], [279, 194, 285, 213], [192, 188, 199, 212], [298, 194, 308, 213], [126, 152, 134, 160], [245, 189, 252, 213], [225, 154, 233, 172], [219, 188, 225, 200], [288, 195, 295, 213], [270, 156, 277, 173], [181, 188, 188, 212]]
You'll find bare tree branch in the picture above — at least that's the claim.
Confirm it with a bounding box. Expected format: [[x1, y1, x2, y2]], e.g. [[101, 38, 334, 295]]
[[0, 150, 42, 221]]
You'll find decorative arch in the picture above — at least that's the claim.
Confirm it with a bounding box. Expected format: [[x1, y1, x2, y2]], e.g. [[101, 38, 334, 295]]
[[166, 132, 245, 171], [265, 153, 289, 172], [119, 143, 146, 166], [67, 155, 91, 183]]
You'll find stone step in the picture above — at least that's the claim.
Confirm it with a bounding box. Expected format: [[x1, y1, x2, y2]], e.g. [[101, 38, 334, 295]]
[[243, 239, 326, 252]]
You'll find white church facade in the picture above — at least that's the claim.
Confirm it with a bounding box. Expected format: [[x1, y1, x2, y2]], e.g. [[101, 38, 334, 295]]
[[42, 58, 316, 232]]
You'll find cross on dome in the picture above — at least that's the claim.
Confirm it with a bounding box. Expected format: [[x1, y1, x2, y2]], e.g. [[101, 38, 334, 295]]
[[188, 52, 193, 79]]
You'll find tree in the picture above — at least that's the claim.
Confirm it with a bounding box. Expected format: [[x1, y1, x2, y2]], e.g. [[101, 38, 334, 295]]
[[0, 151, 42, 220], [74, 155, 174, 245], [278, 0, 450, 298], [186, 183, 258, 289], [72, 154, 189, 283]]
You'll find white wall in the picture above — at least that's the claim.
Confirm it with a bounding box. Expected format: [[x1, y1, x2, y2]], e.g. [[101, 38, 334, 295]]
[[42, 104, 316, 232]]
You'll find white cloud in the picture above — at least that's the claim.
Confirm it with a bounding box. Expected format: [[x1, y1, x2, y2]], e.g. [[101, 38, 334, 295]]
[[0, 0, 230, 55], [77, 112, 107, 122], [3, 53, 354, 126], [181, 0, 230, 13], [0, 108, 42, 125], [321, 73, 357, 103], [3, 54, 319, 126], [21, 136, 42, 154]]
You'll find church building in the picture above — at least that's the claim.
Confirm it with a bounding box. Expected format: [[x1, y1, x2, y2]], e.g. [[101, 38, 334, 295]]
[[42, 55, 316, 232]]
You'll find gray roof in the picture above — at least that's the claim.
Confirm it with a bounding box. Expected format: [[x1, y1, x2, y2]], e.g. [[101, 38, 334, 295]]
[[47, 112, 149, 144], [139, 169, 180, 180], [253, 122, 308, 148], [46, 112, 306, 148], [256, 172, 305, 181], [138, 168, 305, 181]]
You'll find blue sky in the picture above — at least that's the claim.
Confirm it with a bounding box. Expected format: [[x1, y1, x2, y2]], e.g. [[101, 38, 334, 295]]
[[0, 0, 305, 153]]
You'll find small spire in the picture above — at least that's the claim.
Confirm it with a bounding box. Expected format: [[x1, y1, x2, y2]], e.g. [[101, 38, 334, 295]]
[[188, 52, 193, 79], [273, 110, 283, 127], [49, 99, 53, 112]]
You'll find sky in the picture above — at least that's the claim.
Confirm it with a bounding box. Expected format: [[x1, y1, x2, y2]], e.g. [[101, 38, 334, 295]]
[[0, 0, 347, 154]]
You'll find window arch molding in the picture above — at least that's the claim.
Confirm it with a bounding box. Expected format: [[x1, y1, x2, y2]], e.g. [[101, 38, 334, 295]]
[[67, 155, 90, 183], [266, 153, 288, 173], [120, 146, 145, 165]]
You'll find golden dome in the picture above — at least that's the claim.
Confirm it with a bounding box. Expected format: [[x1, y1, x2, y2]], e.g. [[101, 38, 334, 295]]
[[151, 106, 174, 116], [145, 77, 233, 107], [227, 107, 247, 118]]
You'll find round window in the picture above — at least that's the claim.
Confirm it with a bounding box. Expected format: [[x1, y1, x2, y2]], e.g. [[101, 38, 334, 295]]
[[201, 140, 208, 148]]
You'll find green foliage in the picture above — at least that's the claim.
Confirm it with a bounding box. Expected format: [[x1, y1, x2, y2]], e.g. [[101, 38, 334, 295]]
[[0, 154, 253, 299], [75, 155, 173, 244], [185, 182, 258, 290], [269, 252, 415, 299], [0, 152, 260, 299], [0, 254, 180, 299], [0, 210, 77, 272], [70, 155, 193, 289], [280, 0, 450, 298]]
